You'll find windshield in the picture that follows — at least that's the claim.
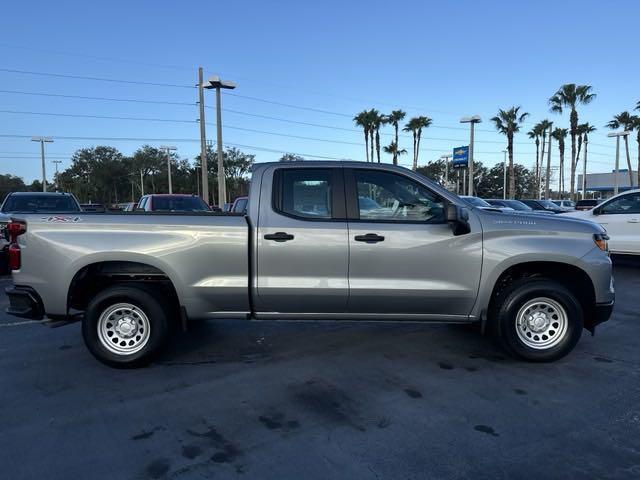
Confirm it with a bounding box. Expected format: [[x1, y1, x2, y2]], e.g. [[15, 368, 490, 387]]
[[504, 200, 532, 211], [1, 195, 80, 213], [538, 200, 560, 209], [462, 196, 491, 208], [152, 196, 210, 212]]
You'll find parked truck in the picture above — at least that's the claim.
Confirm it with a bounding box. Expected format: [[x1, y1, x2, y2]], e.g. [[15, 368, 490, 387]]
[[5, 162, 614, 367]]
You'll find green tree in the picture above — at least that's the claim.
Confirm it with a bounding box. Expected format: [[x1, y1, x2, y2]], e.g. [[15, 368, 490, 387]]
[[386, 110, 406, 165], [527, 126, 541, 197], [353, 111, 372, 162], [551, 128, 568, 197], [549, 84, 596, 200], [491, 106, 530, 199], [533, 120, 552, 198], [0, 174, 27, 202], [279, 153, 304, 162], [476, 163, 535, 199], [403, 116, 432, 171], [632, 110, 640, 187], [606, 112, 636, 188], [369, 109, 384, 163]]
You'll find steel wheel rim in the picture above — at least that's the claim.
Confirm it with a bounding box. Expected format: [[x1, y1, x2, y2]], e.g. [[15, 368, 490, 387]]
[[97, 303, 151, 355], [515, 297, 568, 350]]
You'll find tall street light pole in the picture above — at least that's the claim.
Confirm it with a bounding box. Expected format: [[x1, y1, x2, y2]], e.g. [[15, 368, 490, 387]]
[[545, 122, 553, 199], [608, 131, 631, 195], [502, 150, 507, 199], [440, 155, 451, 187], [204, 75, 236, 207], [582, 135, 588, 199], [52, 160, 62, 191], [460, 116, 481, 196], [197, 67, 209, 204], [31, 136, 53, 192], [160, 145, 177, 194]]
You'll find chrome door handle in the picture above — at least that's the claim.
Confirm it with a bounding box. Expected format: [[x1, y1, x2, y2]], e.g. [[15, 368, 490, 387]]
[[627, 219, 640, 223]]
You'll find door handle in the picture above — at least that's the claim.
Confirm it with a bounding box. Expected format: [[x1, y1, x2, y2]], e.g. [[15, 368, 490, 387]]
[[264, 232, 295, 242], [627, 218, 640, 223], [354, 233, 385, 243]]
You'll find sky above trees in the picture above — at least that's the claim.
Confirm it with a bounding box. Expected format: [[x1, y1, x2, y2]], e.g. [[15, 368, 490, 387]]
[[1, 0, 638, 185]]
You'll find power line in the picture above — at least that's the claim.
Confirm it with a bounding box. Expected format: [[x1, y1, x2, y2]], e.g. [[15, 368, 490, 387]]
[[0, 89, 195, 106], [0, 68, 194, 89]]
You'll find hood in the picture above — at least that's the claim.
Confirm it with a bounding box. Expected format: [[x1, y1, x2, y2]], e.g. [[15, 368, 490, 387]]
[[474, 208, 605, 234]]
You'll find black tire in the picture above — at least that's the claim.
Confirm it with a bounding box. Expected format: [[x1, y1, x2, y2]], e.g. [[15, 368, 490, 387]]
[[82, 284, 170, 368], [490, 278, 583, 362]]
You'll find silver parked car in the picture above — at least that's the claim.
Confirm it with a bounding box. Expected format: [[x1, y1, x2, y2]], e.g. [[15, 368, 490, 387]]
[[6, 162, 614, 367]]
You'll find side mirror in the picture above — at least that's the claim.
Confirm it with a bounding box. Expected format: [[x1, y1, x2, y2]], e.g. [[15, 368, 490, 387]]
[[446, 203, 471, 236]]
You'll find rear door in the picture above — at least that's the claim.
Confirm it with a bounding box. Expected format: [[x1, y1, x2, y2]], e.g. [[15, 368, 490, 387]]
[[345, 168, 482, 319], [255, 166, 349, 314], [593, 192, 640, 253]]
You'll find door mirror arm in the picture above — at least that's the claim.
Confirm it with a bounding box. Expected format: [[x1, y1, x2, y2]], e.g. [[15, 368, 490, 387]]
[[446, 203, 471, 236]]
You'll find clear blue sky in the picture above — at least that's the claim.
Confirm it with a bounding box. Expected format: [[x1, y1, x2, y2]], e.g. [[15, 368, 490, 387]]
[[1, 0, 638, 184]]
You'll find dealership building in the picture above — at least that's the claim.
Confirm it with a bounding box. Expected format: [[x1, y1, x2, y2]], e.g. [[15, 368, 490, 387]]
[[577, 169, 639, 198]]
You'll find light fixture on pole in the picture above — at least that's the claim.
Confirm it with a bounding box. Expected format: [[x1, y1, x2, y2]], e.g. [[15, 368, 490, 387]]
[[31, 136, 53, 192], [460, 116, 481, 196], [204, 75, 236, 207], [52, 160, 62, 191], [502, 150, 507, 199], [160, 145, 177, 194], [607, 131, 631, 195]]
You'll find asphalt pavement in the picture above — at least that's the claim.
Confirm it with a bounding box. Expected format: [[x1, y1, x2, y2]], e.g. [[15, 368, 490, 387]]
[[1, 258, 639, 479]]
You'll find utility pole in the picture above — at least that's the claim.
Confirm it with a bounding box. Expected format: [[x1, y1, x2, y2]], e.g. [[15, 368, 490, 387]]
[[204, 75, 237, 206], [52, 160, 62, 190], [608, 131, 631, 196], [460, 116, 481, 196], [140, 169, 145, 197], [582, 135, 588, 199], [198, 67, 209, 204], [31, 136, 53, 191], [440, 155, 451, 187], [502, 150, 507, 199], [160, 145, 177, 194], [545, 122, 553, 199]]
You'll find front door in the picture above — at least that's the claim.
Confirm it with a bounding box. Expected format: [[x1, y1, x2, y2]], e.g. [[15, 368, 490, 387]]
[[255, 166, 349, 314], [592, 192, 640, 254], [345, 168, 482, 319]]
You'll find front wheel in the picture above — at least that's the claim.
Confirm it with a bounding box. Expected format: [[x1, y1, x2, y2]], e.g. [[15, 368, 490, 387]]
[[82, 285, 170, 368], [491, 278, 583, 362]]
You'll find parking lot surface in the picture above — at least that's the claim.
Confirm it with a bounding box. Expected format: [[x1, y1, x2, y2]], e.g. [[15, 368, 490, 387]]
[[1, 258, 639, 479]]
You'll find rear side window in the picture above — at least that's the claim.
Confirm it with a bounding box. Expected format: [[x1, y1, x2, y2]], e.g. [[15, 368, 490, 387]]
[[152, 196, 210, 212], [275, 169, 333, 219]]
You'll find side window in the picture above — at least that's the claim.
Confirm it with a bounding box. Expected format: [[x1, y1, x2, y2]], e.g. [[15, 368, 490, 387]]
[[354, 170, 445, 223], [600, 193, 640, 214], [137, 197, 148, 211], [275, 169, 333, 219]]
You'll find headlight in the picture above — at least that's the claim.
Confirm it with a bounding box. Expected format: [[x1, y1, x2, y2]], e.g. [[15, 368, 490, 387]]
[[594, 233, 609, 253]]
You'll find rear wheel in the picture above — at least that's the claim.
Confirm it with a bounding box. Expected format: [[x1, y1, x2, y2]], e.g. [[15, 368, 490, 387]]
[[490, 278, 583, 362], [82, 285, 170, 368]]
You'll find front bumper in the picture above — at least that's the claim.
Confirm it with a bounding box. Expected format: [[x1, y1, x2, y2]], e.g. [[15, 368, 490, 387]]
[[6, 286, 44, 320], [593, 301, 614, 326]]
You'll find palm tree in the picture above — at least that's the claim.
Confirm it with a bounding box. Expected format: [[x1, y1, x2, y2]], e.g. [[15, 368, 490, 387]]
[[491, 107, 530, 199], [386, 110, 406, 165], [631, 108, 640, 187], [527, 126, 541, 197], [549, 84, 596, 200], [369, 110, 385, 163], [403, 116, 433, 171], [551, 128, 568, 197], [534, 120, 552, 198], [579, 123, 596, 197], [353, 111, 372, 162], [383, 141, 407, 162], [606, 111, 635, 187]]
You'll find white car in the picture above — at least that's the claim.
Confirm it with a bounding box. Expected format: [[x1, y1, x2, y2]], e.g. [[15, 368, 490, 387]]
[[564, 189, 640, 255]]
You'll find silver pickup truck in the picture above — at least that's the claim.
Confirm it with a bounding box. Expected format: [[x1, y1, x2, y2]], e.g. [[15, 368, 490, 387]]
[[5, 162, 614, 367]]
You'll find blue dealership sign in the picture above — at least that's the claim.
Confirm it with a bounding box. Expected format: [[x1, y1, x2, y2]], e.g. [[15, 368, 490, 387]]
[[452, 146, 469, 168]]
